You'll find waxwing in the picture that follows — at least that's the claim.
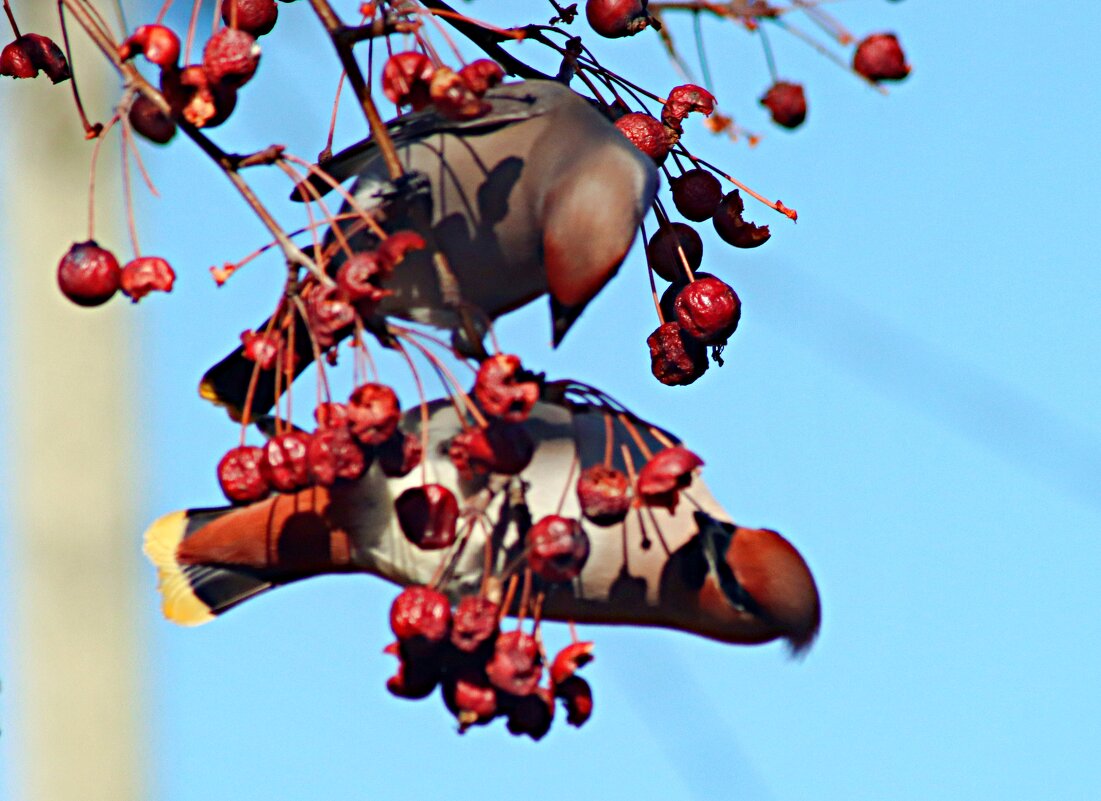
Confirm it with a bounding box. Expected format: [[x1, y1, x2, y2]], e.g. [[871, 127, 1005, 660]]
[[145, 390, 820, 652], [200, 80, 658, 420]]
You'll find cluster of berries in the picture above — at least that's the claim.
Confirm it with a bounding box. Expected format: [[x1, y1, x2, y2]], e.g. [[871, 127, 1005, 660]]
[[57, 241, 175, 306], [382, 51, 505, 120]]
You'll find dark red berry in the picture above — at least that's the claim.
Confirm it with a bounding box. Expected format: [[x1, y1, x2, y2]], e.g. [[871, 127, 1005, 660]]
[[760, 81, 807, 129], [670, 169, 723, 221], [429, 67, 490, 121], [1, 34, 70, 83], [673, 276, 741, 345], [646, 222, 703, 282], [384, 650, 439, 700], [557, 675, 594, 727], [662, 84, 716, 133], [576, 465, 631, 526], [313, 401, 349, 429], [614, 112, 669, 164], [389, 586, 452, 643], [528, 515, 590, 583], [305, 285, 355, 349], [458, 59, 504, 96], [395, 484, 459, 550], [853, 33, 910, 83], [450, 595, 500, 653], [240, 329, 283, 370], [647, 322, 708, 386], [506, 686, 555, 740], [307, 425, 367, 486], [448, 423, 534, 479], [336, 251, 391, 306], [377, 431, 423, 478], [382, 52, 435, 110], [262, 431, 312, 492], [120, 256, 176, 301], [550, 641, 594, 686], [217, 445, 269, 503], [637, 445, 703, 512], [586, 0, 652, 38], [713, 190, 771, 249], [486, 630, 543, 696], [57, 241, 121, 307], [474, 354, 539, 423], [128, 95, 177, 144], [118, 25, 180, 68], [161, 64, 237, 128], [444, 671, 499, 731], [346, 383, 401, 446], [202, 27, 260, 88], [1, 39, 36, 79], [221, 0, 279, 37]]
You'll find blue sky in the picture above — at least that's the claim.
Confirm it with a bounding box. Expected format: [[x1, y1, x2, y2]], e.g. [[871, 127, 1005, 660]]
[[4, 1, 1101, 799]]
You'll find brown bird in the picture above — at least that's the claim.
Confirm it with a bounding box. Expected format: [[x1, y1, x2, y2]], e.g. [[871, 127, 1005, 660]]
[[200, 80, 657, 420], [145, 393, 820, 652]]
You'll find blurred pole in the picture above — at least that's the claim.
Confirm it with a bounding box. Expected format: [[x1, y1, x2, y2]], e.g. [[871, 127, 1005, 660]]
[[3, 4, 145, 800]]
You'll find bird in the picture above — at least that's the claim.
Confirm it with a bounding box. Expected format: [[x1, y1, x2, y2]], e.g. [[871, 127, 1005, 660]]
[[144, 390, 821, 653], [200, 79, 658, 421]]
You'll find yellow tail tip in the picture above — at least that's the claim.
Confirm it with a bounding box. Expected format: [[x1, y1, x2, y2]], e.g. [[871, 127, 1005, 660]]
[[143, 509, 216, 626]]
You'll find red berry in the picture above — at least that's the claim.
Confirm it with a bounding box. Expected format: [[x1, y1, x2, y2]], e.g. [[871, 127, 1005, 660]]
[[673, 276, 741, 345], [458, 59, 504, 96], [450, 595, 500, 653], [527, 515, 590, 583], [395, 484, 459, 550], [670, 169, 723, 222], [120, 256, 176, 301], [444, 671, 499, 731], [576, 465, 631, 526], [307, 425, 367, 486], [202, 27, 260, 88], [646, 222, 703, 282], [119, 25, 180, 68], [506, 686, 555, 740], [240, 329, 283, 370], [760, 81, 807, 129], [614, 112, 670, 164], [217, 445, 269, 503], [221, 0, 279, 37], [662, 84, 716, 133], [713, 190, 771, 249], [557, 675, 594, 727], [384, 652, 439, 700], [474, 354, 539, 423], [305, 284, 355, 349], [313, 401, 349, 429], [347, 383, 401, 446], [382, 52, 435, 110], [161, 64, 237, 128], [1, 34, 70, 83], [854, 33, 910, 83], [389, 586, 452, 643], [486, 630, 543, 696], [336, 251, 391, 306], [1, 38, 36, 79], [586, 0, 652, 38], [429, 67, 490, 121], [550, 641, 594, 686], [636, 445, 703, 512], [448, 423, 534, 479], [377, 431, 423, 478], [377, 230, 427, 270], [647, 322, 708, 386], [57, 241, 121, 307], [128, 95, 177, 144], [262, 431, 312, 492]]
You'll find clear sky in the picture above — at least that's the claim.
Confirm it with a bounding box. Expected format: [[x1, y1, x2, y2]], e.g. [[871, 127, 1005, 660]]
[[5, 1, 1101, 799]]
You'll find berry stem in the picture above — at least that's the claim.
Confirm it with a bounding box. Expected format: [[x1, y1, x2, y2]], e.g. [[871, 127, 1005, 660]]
[[686, 149, 799, 220], [57, 0, 104, 139], [3, 0, 20, 37], [118, 122, 141, 257]]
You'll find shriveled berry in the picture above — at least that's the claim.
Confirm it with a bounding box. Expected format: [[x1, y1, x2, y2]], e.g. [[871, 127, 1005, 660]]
[[202, 27, 260, 88], [306, 284, 355, 349], [240, 329, 283, 370], [557, 675, 594, 727], [586, 0, 652, 38], [118, 25, 180, 68], [161, 65, 237, 128], [528, 515, 590, 583], [377, 431, 423, 478], [128, 95, 177, 144], [854, 33, 910, 82], [674, 276, 741, 345], [445, 671, 499, 731], [760, 81, 807, 129], [450, 595, 499, 653], [486, 630, 543, 696], [217, 445, 269, 503], [448, 423, 534, 479], [646, 222, 702, 282], [662, 84, 716, 133], [57, 241, 121, 307], [307, 425, 367, 486], [713, 190, 771, 249], [262, 431, 312, 492], [395, 484, 459, 550], [336, 251, 391, 306], [458, 59, 504, 96], [221, 0, 279, 37], [474, 354, 539, 423], [120, 256, 176, 301], [550, 641, 594, 686], [506, 686, 555, 740], [384, 652, 439, 699], [378, 230, 427, 270], [614, 112, 669, 164], [390, 586, 452, 643], [671, 169, 723, 222], [313, 401, 349, 429], [1, 34, 70, 83], [647, 322, 708, 386], [637, 445, 703, 511], [429, 67, 490, 121], [576, 465, 631, 526], [347, 383, 400, 445], [382, 51, 435, 110]]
